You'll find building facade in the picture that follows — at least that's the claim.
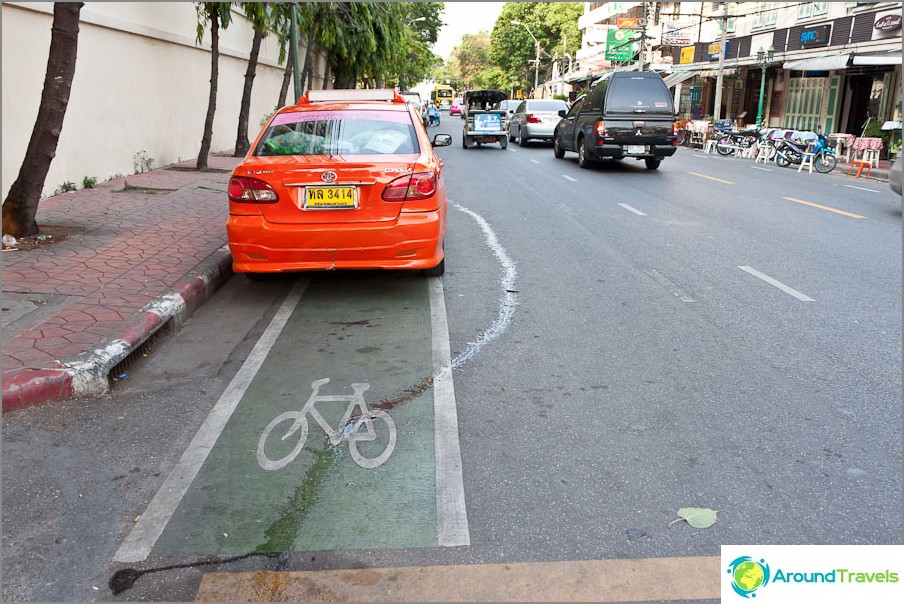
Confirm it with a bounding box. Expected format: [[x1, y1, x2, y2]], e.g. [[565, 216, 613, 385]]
[[567, 2, 902, 152]]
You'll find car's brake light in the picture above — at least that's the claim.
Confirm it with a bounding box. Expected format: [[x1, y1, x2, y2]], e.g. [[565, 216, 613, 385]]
[[228, 176, 278, 203], [526, 113, 542, 124], [596, 120, 606, 137], [382, 172, 437, 201]]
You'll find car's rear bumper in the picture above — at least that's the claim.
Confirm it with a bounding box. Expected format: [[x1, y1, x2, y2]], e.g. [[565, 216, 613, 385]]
[[523, 124, 556, 139], [227, 210, 444, 273], [591, 142, 678, 159]]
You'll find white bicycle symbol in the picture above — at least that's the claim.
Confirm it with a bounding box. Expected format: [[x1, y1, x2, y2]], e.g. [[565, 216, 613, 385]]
[[256, 378, 397, 471]]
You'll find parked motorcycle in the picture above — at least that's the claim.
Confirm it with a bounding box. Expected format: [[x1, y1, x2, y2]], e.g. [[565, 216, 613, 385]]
[[774, 132, 838, 173], [714, 127, 765, 156]]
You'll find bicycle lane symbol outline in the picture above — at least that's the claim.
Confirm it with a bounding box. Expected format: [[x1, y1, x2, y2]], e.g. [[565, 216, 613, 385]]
[[256, 378, 397, 471]]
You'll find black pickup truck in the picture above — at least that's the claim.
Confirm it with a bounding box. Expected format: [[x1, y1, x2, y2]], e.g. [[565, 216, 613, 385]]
[[553, 71, 678, 170]]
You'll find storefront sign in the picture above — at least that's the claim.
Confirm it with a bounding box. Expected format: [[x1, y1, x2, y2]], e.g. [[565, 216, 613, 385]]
[[708, 41, 728, 60], [617, 18, 639, 29], [606, 29, 634, 61], [662, 33, 692, 46], [800, 24, 831, 49], [875, 14, 902, 31], [680, 46, 696, 64]]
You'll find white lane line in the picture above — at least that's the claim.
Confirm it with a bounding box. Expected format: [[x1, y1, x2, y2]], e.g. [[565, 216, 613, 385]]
[[738, 266, 815, 302], [530, 159, 541, 164], [450, 202, 518, 369], [752, 166, 772, 172], [619, 203, 646, 216], [429, 279, 469, 547], [113, 279, 310, 563], [562, 175, 578, 182], [844, 184, 880, 193], [643, 268, 696, 303]]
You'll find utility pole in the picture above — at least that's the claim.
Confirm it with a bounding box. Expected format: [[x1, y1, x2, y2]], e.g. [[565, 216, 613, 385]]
[[290, 3, 302, 101], [637, 2, 648, 71], [713, 3, 728, 124]]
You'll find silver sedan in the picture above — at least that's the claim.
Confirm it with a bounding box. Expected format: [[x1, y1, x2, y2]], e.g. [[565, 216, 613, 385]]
[[508, 99, 570, 146]]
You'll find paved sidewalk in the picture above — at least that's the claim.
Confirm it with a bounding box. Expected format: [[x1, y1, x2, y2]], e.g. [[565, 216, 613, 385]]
[[2, 153, 242, 411]]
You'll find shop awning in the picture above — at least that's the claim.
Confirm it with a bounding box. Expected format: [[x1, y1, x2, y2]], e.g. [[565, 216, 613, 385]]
[[852, 52, 902, 66], [662, 70, 700, 87], [782, 54, 851, 71]]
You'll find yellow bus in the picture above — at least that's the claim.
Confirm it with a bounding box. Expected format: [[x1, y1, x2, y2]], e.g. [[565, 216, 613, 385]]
[[431, 85, 455, 110]]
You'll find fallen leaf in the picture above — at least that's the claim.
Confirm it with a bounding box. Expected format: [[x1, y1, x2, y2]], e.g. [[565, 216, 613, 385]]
[[668, 507, 720, 529]]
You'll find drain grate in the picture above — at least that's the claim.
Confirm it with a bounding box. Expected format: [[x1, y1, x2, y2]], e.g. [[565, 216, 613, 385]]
[[108, 319, 174, 385]]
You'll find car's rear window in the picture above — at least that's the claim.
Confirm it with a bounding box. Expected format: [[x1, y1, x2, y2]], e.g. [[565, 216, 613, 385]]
[[255, 110, 419, 156], [606, 77, 674, 113], [528, 100, 568, 112]]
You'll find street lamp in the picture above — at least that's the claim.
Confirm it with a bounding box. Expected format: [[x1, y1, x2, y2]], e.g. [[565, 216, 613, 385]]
[[755, 45, 775, 128], [406, 16, 426, 26], [511, 19, 540, 97]]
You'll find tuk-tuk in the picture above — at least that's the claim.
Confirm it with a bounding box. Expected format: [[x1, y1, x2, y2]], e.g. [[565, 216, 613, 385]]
[[462, 89, 509, 149]]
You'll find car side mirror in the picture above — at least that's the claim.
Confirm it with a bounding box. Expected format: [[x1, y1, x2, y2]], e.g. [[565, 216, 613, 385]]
[[432, 134, 453, 147], [558, 110, 566, 118]]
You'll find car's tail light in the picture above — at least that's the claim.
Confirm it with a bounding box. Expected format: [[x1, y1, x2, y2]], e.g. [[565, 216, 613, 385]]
[[382, 173, 437, 201], [228, 176, 278, 203], [595, 120, 607, 137], [526, 114, 542, 124]]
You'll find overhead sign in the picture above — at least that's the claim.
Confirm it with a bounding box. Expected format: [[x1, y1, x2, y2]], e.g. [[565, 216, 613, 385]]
[[875, 14, 902, 31], [617, 18, 639, 29], [800, 24, 831, 49], [662, 33, 692, 46], [606, 29, 635, 61]]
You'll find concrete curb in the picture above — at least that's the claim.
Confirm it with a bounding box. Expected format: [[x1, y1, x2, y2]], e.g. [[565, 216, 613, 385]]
[[2, 246, 233, 412]]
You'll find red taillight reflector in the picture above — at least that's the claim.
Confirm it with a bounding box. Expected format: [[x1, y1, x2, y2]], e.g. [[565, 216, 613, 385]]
[[595, 120, 606, 137], [526, 114, 542, 123], [228, 176, 278, 203], [382, 172, 437, 201]]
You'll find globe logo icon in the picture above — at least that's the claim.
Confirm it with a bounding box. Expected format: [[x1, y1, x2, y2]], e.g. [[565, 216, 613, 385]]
[[727, 556, 770, 598]]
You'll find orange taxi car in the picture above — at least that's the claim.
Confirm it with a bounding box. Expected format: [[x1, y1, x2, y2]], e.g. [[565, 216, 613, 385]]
[[227, 89, 452, 277]]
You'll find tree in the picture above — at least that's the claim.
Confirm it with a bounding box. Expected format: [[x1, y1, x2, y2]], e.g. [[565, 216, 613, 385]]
[[194, 2, 232, 170], [234, 2, 269, 156], [2, 3, 84, 238]]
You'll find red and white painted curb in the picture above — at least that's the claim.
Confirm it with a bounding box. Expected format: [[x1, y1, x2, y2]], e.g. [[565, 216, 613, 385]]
[[2, 246, 233, 412]]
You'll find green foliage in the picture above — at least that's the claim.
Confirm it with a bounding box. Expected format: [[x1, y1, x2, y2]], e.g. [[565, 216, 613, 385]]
[[194, 2, 233, 45], [54, 181, 77, 195], [82, 175, 97, 189]]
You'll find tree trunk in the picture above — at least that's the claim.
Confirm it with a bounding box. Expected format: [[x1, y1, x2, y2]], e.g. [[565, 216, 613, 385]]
[[197, 8, 220, 170], [2, 2, 83, 238], [277, 39, 293, 107], [322, 50, 332, 91], [234, 26, 263, 157], [300, 26, 315, 92]]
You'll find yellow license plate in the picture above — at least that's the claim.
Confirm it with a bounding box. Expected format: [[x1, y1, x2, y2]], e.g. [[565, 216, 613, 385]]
[[304, 186, 357, 209]]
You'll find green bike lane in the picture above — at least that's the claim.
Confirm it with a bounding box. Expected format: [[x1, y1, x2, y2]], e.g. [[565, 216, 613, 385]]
[[114, 272, 467, 562]]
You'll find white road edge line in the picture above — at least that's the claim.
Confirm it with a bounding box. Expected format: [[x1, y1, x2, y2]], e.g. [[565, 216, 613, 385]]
[[844, 184, 880, 193], [113, 279, 310, 563], [530, 159, 541, 164], [643, 268, 696, 303], [562, 175, 578, 182], [738, 266, 815, 302], [429, 279, 470, 547], [751, 166, 772, 171], [619, 203, 647, 216]]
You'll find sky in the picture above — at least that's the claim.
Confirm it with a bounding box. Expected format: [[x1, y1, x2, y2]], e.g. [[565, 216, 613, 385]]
[[432, 2, 506, 60]]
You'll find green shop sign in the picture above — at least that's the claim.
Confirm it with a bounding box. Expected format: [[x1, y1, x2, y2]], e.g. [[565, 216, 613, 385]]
[[606, 29, 635, 61]]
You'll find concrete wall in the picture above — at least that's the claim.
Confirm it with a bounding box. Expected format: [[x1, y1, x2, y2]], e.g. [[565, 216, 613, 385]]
[[2, 2, 318, 200]]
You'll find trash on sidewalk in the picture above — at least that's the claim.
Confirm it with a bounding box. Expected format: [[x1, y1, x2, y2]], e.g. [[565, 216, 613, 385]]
[[3, 234, 17, 248]]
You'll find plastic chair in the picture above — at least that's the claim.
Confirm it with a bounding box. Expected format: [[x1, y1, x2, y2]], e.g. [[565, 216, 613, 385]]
[[798, 152, 815, 174], [848, 160, 872, 180], [702, 138, 718, 154], [861, 148, 880, 168], [754, 143, 771, 164]]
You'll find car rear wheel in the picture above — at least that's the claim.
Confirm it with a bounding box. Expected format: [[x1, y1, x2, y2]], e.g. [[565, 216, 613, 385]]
[[578, 137, 593, 168], [500, 137, 508, 149], [423, 258, 445, 277], [519, 131, 529, 147], [462, 135, 470, 149], [644, 158, 661, 170], [553, 134, 565, 159], [508, 129, 515, 142]]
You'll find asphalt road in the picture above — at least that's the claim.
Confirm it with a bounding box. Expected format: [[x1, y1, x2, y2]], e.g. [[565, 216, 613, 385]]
[[3, 130, 901, 602]]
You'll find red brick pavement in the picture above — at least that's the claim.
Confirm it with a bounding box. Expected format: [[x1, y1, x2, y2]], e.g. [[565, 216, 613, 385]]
[[2, 153, 242, 408]]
